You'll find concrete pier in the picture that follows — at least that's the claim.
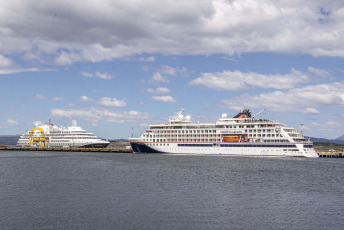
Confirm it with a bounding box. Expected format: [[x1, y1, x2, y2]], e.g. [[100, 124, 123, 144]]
[[0, 145, 132, 153], [317, 151, 343, 158], [1, 145, 343, 157]]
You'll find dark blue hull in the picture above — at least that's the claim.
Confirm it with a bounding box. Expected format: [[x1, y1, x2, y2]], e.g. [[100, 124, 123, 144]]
[[130, 143, 165, 153], [79, 143, 110, 148]]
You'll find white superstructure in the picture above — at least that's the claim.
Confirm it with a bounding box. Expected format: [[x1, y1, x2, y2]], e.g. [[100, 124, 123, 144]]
[[17, 120, 109, 148], [129, 109, 318, 157]]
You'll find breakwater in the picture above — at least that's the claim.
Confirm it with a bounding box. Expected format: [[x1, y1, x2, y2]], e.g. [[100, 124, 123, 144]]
[[0, 145, 132, 153]]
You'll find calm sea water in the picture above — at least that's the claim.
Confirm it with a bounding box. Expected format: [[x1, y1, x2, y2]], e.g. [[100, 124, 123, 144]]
[[0, 151, 343, 230]]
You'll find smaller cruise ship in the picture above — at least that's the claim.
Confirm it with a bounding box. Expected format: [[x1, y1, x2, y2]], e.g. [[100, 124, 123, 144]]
[[17, 120, 109, 148]]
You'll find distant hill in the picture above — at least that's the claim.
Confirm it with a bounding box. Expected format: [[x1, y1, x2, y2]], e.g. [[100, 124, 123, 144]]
[[336, 135, 344, 141], [1, 135, 344, 146], [305, 136, 344, 145], [108, 139, 129, 142], [0, 135, 21, 145]]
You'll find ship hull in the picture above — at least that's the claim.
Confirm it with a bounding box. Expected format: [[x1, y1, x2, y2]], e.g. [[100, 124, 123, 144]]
[[130, 142, 318, 158], [17, 142, 110, 148], [78, 143, 110, 148]]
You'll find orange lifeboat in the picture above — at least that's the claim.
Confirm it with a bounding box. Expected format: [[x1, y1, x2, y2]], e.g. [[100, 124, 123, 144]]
[[223, 135, 248, 143]]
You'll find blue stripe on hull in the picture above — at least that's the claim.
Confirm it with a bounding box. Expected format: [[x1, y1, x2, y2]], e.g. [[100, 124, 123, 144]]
[[79, 143, 109, 148], [130, 143, 165, 153]]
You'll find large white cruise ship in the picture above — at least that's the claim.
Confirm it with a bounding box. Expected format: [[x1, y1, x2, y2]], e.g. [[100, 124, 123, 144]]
[[17, 120, 110, 148], [129, 109, 318, 157]]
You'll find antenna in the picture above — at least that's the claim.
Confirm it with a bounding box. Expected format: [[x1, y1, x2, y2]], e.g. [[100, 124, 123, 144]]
[[131, 127, 134, 138], [252, 109, 265, 118], [300, 123, 304, 136], [177, 108, 184, 116]]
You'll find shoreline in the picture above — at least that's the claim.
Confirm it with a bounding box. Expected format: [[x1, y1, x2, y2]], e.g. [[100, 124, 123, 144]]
[[0, 145, 132, 153], [1, 145, 343, 158]]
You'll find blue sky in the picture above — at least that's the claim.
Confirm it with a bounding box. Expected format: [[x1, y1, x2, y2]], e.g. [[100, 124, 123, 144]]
[[1, 0, 344, 139]]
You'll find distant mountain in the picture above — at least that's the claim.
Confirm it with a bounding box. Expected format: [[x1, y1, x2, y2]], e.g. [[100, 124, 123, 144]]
[[335, 135, 344, 141], [305, 136, 344, 145], [108, 139, 129, 142], [1, 135, 344, 146], [0, 135, 21, 145]]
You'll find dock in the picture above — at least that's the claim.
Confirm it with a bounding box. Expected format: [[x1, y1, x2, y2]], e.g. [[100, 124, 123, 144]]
[[317, 151, 344, 158], [0, 145, 132, 153], [1, 145, 343, 157]]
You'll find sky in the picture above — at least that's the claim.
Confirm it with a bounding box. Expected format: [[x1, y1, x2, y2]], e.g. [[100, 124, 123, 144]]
[[1, 0, 344, 139]]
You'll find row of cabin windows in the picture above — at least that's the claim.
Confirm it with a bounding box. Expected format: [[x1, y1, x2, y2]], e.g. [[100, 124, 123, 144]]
[[153, 124, 275, 130], [149, 128, 281, 135], [144, 133, 284, 140], [148, 143, 169, 146]]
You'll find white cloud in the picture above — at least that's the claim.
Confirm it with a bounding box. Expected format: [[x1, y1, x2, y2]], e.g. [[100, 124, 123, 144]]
[[189, 69, 310, 91], [308, 67, 330, 78], [98, 97, 127, 107], [311, 120, 343, 132], [34, 94, 45, 100], [0, 67, 56, 75], [139, 123, 150, 127], [151, 72, 169, 83], [81, 71, 114, 80], [2, 0, 343, 66], [159, 65, 188, 77], [146, 87, 171, 93], [51, 107, 150, 123], [52, 97, 64, 101], [81, 95, 92, 102], [303, 108, 320, 115], [152, 95, 176, 103], [33, 121, 43, 126], [80, 96, 94, 102], [221, 81, 344, 112], [54, 51, 74, 65], [137, 56, 155, 62], [81, 96, 126, 107], [221, 56, 239, 62], [34, 94, 65, 101], [0, 55, 13, 68], [7, 119, 18, 125]]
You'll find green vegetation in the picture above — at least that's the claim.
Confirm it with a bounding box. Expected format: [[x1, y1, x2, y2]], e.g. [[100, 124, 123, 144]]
[[314, 142, 344, 152]]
